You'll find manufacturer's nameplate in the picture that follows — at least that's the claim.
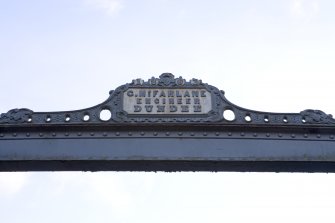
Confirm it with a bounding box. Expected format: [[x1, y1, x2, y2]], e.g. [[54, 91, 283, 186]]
[[123, 88, 212, 114]]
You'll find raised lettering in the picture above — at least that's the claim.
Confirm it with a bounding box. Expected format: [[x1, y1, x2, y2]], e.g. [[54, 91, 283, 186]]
[[145, 105, 153, 112], [134, 105, 142, 112], [127, 90, 134, 97], [181, 105, 189, 112], [192, 91, 199, 97], [123, 88, 211, 114], [168, 90, 174, 97], [159, 91, 166, 97], [170, 105, 177, 112], [194, 105, 202, 112], [157, 106, 165, 112], [139, 90, 146, 97], [145, 98, 151, 104]]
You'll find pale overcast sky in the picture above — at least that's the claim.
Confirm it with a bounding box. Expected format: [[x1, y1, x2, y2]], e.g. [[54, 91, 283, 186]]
[[1, 0, 335, 222]]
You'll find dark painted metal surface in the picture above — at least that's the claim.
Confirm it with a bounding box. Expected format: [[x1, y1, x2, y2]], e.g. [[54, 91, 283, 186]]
[[1, 73, 335, 172]]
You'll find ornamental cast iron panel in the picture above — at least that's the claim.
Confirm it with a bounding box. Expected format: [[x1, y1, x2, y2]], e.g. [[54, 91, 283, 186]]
[[1, 73, 335, 172]]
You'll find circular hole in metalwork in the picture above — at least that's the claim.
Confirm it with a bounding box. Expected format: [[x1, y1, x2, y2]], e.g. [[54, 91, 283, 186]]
[[27, 117, 32, 123], [100, 109, 112, 121], [245, 115, 252, 122], [65, 115, 71, 122], [264, 116, 269, 123], [283, 117, 288, 123], [83, 114, 90, 122], [45, 116, 51, 122], [223, 109, 235, 121], [302, 117, 306, 123]]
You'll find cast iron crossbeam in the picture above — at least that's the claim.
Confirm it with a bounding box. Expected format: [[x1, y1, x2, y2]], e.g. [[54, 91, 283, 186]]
[[1, 73, 335, 172]]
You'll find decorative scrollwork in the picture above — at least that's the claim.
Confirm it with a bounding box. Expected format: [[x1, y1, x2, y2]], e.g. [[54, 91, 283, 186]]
[[190, 78, 202, 85], [175, 76, 186, 86], [131, 78, 144, 86], [300, 109, 335, 124], [0, 73, 334, 127], [0, 108, 33, 124], [148, 77, 159, 85], [127, 73, 204, 88], [159, 73, 175, 86]]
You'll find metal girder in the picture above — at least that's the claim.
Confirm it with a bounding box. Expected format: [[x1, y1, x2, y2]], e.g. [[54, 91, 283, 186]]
[[1, 73, 335, 172]]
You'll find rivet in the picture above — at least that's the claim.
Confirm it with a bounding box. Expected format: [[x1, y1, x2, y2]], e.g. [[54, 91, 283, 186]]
[[228, 132, 232, 136], [52, 133, 56, 136], [240, 132, 245, 136], [65, 133, 69, 136], [13, 133, 17, 137], [103, 132, 107, 136], [153, 132, 158, 136], [26, 133, 30, 137], [190, 132, 194, 136], [253, 133, 257, 137], [140, 132, 145, 136], [291, 134, 296, 138], [0, 133, 4, 137], [330, 135, 334, 139], [128, 132, 132, 136], [166, 132, 170, 136], [203, 132, 207, 136], [116, 132, 120, 136], [178, 132, 183, 136], [317, 134, 321, 138], [39, 133, 44, 137], [77, 132, 82, 136], [90, 132, 95, 136], [215, 132, 220, 136], [266, 133, 270, 137], [278, 133, 282, 137], [304, 134, 308, 138]]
